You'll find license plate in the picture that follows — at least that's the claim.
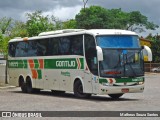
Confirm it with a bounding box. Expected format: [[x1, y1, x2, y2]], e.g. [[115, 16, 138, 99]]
[[121, 88, 129, 93]]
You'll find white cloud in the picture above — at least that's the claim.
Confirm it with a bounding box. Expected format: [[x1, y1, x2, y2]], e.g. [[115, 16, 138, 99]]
[[43, 5, 82, 21]]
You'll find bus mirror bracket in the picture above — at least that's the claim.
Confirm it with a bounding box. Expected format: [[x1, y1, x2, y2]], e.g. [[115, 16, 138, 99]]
[[96, 46, 103, 61], [142, 45, 152, 61]]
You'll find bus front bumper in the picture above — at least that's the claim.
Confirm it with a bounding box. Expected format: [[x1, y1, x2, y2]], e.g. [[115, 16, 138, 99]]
[[99, 84, 144, 95]]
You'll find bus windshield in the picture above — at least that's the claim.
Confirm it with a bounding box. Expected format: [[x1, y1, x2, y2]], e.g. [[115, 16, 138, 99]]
[[96, 35, 144, 77], [96, 35, 140, 48]]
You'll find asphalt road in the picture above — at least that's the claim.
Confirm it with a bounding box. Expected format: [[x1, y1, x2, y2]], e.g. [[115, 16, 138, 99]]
[[0, 73, 160, 119]]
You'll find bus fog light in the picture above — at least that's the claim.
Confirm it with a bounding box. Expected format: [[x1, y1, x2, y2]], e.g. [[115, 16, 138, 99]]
[[102, 83, 109, 86]]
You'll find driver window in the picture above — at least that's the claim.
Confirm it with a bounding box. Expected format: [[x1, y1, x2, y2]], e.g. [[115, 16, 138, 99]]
[[84, 34, 98, 75]]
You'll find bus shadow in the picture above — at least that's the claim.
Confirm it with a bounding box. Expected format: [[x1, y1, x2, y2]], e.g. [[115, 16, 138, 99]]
[[12, 90, 140, 102]]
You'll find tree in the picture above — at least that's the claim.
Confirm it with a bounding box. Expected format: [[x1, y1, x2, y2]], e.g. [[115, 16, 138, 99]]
[[127, 11, 159, 32], [10, 20, 28, 38], [0, 32, 10, 58], [150, 35, 160, 62], [75, 6, 109, 29], [0, 17, 12, 34], [75, 6, 159, 32], [62, 19, 77, 29], [26, 11, 61, 37], [107, 8, 129, 29]]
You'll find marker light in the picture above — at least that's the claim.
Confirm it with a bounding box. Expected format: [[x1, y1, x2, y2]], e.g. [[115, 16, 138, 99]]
[[23, 37, 28, 41]]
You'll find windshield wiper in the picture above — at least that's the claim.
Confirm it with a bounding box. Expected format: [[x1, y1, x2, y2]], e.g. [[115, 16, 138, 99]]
[[125, 54, 137, 77]]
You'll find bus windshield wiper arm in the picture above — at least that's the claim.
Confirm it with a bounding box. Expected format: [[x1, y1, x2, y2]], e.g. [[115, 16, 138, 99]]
[[126, 55, 137, 77]]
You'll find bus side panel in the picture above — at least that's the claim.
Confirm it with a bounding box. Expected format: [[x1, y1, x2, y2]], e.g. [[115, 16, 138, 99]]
[[44, 69, 60, 90], [8, 68, 19, 86], [70, 69, 84, 92]]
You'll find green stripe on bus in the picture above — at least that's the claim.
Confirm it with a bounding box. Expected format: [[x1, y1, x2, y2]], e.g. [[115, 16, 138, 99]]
[[8, 60, 27, 68], [23, 60, 28, 68], [115, 77, 144, 83], [34, 59, 39, 69], [37, 70, 42, 79], [99, 77, 144, 84], [79, 58, 84, 69], [8, 58, 84, 69], [99, 79, 108, 84], [44, 58, 84, 69]]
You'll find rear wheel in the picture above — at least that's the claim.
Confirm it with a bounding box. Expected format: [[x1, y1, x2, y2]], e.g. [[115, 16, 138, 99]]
[[19, 77, 27, 93], [26, 77, 33, 93], [108, 94, 123, 99], [74, 80, 91, 98], [21, 81, 27, 93]]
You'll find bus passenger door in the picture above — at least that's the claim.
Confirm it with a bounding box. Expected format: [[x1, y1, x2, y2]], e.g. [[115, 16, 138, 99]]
[[84, 70, 93, 93], [84, 34, 99, 94], [84, 57, 99, 94]]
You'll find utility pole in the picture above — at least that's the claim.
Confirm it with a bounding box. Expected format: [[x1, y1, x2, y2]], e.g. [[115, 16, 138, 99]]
[[83, 0, 89, 10]]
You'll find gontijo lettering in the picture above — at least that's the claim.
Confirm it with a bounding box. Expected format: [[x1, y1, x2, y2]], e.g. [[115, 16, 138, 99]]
[[56, 61, 76, 67]]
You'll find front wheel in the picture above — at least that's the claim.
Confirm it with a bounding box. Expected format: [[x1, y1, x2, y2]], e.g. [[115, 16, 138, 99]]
[[74, 80, 91, 98], [108, 94, 123, 99]]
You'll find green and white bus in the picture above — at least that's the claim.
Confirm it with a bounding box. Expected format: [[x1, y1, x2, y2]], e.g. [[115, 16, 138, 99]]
[[8, 29, 152, 99]]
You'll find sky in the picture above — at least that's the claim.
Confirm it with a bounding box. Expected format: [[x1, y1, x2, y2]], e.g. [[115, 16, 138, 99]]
[[0, 0, 160, 37]]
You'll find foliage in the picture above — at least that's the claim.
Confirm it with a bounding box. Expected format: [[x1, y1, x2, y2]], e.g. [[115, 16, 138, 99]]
[[10, 21, 28, 38], [75, 6, 159, 32], [26, 11, 62, 37], [0, 32, 10, 58], [150, 35, 160, 62], [62, 19, 77, 29], [127, 11, 159, 32], [0, 17, 13, 34], [107, 8, 129, 29], [76, 6, 109, 29]]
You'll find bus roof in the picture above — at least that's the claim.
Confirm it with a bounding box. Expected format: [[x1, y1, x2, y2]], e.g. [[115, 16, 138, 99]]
[[9, 29, 137, 42]]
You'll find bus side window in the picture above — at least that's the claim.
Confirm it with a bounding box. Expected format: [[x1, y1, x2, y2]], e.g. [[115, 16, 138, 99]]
[[84, 34, 98, 75], [27, 41, 37, 56], [15, 42, 28, 57], [71, 35, 83, 56], [36, 39, 47, 56], [48, 38, 59, 56], [9, 43, 16, 57], [59, 37, 70, 55]]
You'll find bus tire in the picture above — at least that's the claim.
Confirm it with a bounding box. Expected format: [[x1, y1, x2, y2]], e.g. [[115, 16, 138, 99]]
[[26, 77, 33, 93], [74, 80, 91, 98], [19, 77, 27, 93], [108, 93, 123, 99]]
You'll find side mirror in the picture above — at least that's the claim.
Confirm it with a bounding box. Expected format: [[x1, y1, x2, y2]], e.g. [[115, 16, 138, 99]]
[[96, 46, 103, 61], [142, 45, 152, 61]]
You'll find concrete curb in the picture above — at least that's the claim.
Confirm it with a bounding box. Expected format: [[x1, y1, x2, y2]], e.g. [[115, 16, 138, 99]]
[[0, 84, 16, 89]]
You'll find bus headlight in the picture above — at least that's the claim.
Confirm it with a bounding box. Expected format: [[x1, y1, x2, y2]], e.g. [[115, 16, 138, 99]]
[[138, 82, 144, 85]]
